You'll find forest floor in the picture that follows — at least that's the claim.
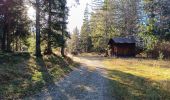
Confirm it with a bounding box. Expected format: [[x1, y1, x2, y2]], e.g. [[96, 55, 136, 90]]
[[28, 54, 170, 100], [0, 52, 79, 99], [1, 53, 170, 99], [26, 54, 114, 100]]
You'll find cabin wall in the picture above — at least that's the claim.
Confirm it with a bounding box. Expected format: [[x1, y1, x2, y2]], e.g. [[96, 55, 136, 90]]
[[111, 43, 135, 57]]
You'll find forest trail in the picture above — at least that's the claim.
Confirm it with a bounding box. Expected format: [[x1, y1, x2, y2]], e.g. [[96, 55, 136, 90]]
[[27, 55, 114, 100]]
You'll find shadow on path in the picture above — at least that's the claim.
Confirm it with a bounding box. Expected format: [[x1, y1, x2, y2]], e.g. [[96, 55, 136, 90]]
[[33, 57, 69, 100], [27, 55, 114, 100]]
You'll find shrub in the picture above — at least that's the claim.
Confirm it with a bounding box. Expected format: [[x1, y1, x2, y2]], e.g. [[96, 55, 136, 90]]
[[147, 41, 170, 59]]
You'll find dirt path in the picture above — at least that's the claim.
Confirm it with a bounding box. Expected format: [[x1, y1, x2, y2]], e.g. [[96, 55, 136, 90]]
[[27, 55, 114, 100]]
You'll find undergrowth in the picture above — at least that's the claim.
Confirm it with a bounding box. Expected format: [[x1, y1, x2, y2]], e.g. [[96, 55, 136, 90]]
[[0, 52, 79, 99]]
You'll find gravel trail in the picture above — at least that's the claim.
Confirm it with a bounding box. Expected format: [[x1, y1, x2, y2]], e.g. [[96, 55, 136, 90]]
[[27, 56, 114, 100]]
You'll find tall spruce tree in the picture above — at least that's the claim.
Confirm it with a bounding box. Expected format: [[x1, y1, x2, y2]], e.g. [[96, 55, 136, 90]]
[[41, 0, 69, 56], [0, 0, 30, 52], [59, 0, 69, 57], [69, 27, 80, 53], [80, 4, 92, 52]]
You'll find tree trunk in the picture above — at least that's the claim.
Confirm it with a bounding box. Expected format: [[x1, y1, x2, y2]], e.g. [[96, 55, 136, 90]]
[[11, 35, 14, 52], [1, 2, 7, 52], [6, 4, 11, 52], [61, 14, 65, 57], [1, 26, 6, 51], [15, 37, 18, 51], [46, 0, 52, 54], [19, 39, 22, 51], [61, 45, 65, 57], [35, 0, 42, 57], [6, 28, 11, 52], [12, 41, 14, 52]]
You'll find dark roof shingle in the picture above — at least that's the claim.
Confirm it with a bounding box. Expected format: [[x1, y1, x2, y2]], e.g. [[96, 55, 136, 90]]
[[111, 37, 135, 43]]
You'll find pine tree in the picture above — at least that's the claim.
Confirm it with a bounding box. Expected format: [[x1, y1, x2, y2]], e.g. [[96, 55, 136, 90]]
[[69, 27, 80, 53], [88, 0, 142, 52], [59, 0, 69, 57], [0, 0, 30, 52], [80, 4, 92, 52], [40, 0, 68, 56]]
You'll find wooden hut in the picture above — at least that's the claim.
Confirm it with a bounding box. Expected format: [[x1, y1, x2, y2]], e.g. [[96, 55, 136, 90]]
[[108, 37, 136, 57]]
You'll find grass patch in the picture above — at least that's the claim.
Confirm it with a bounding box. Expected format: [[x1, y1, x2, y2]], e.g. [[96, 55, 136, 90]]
[[103, 58, 170, 100], [0, 52, 79, 99]]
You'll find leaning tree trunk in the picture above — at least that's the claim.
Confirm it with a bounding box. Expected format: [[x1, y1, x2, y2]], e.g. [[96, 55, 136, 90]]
[[35, 0, 42, 57]]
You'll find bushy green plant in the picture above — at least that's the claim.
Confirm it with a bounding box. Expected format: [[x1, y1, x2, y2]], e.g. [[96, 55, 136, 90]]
[[158, 51, 164, 60], [27, 37, 36, 53]]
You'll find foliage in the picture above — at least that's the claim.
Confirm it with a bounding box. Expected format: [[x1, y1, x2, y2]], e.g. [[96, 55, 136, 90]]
[[68, 27, 80, 53], [0, 0, 30, 52], [27, 37, 36, 53], [80, 0, 170, 55], [149, 41, 170, 59], [86, 0, 141, 52], [139, 23, 158, 52], [158, 51, 164, 60], [40, 0, 69, 56], [79, 4, 92, 52], [137, 0, 170, 55]]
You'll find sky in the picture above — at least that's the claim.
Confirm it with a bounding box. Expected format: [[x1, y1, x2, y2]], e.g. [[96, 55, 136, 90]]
[[27, 6, 35, 21], [27, 0, 92, 32], [67, 0, 92, 32]]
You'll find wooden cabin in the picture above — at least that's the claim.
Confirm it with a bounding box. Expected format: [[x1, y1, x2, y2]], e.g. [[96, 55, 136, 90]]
[[108, 37, 136, 57]]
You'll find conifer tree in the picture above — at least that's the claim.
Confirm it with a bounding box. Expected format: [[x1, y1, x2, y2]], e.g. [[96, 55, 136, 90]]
[[80, 4, 92, 52]]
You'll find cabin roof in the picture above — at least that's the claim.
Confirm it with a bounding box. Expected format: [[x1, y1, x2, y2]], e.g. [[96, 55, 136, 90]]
[[109, 37, 135, 44]]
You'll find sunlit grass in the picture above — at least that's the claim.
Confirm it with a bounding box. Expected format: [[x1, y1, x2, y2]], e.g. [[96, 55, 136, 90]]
[[0, 53, 79, 99], [103, 58, 170, 100]]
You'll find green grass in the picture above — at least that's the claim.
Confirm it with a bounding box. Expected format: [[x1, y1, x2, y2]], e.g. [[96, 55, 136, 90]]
[[0, 52, 79, 99], [103, 58, 170, 100]]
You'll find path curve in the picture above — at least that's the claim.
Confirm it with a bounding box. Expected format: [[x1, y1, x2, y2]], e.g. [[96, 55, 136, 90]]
[[27, 55, 114, 100]]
